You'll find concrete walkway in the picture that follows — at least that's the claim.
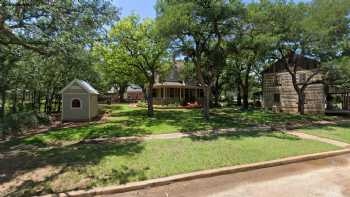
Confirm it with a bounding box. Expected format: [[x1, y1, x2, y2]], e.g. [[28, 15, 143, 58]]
[[81, 124, 350, 149], [288, 131, 350, 148], [81, 126, 271, 143]]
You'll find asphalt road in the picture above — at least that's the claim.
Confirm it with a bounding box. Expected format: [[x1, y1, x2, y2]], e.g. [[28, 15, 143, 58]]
[[106, 154, 350, 197]]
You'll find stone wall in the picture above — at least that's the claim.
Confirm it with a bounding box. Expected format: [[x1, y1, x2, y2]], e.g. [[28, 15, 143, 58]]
[[263, 70, 325, 114]]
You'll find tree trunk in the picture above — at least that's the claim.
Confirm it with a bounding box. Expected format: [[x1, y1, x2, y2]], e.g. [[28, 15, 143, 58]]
[[57, 95, 62, 113], [147, 83, 154, 117], [119, 85, 127, 103], [20, 89, 25, 111], [211, 87, 220, 107], [236, 76, 242, 106], [242, 66, 251, 110], [242, 84, 249, 110], [237, 85, 242, 106], [203, 85, 210, 120], [37, 92, 42, 112], [0, 90, 6, 119], [44, 95, 49, 113], [12, 90, 17, 113], [297, 91, 305, 115]]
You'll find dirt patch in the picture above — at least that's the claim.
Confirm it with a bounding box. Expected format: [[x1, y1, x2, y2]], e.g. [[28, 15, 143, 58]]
[[0, 165, 64, 196]]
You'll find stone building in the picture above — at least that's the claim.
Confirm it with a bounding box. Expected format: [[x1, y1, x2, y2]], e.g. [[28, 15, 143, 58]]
[[263, 55, 325, 114]]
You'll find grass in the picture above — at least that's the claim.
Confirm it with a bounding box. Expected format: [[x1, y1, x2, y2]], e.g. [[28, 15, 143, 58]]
[[2, 131, 339, 196], [302, 122, 350, 143], [21, 104, 336, 145]]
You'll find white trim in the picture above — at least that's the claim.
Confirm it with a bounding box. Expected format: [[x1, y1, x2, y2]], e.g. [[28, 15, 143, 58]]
[[88, 94, 91, 121], [59, 79, 99, 95], [59, 79, 79, 94], [71, 98, 83, 110], [62, 93, 89, 95]]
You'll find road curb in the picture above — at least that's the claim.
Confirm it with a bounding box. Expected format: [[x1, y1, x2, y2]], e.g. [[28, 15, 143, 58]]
[[40, 148, 350, 197]]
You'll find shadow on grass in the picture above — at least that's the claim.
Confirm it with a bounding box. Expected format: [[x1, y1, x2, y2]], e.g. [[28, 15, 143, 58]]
[[1, 140, 146, 197], [4, 105, 333, 149], [110, 107, 245, 133], [300, 121, 350, 131]]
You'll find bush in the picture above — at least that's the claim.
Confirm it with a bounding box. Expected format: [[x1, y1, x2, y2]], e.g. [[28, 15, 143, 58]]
[[1, 111, 51, 137], [136, 100, 147, 108]]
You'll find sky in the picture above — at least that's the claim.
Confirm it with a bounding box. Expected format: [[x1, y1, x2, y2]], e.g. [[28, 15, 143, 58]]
[[114, 0, 158, 19], [113, 0, 309, 19]]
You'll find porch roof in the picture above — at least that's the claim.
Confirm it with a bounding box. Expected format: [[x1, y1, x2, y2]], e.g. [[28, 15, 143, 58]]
[[153, 82, 202, 89]]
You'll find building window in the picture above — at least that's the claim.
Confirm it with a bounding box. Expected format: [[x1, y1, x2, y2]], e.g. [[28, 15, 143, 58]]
[[71, 99, 81, 108], [274, 94, 281, 104], [299, 73, 306, 83], [273, 75, 281, 86]]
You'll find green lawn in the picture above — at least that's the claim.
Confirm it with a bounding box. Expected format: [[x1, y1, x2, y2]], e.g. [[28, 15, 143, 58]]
[[302, 122, 350, 143], [2, 131, 339, 196], [22, 104, 335, 145]]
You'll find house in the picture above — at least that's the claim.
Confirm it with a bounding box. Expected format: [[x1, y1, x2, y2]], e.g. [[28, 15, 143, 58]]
[[59, 79, 99, 121], [126, 85, 144, 102], [152, 62, 204, 105], [262, 55, 325, 114]]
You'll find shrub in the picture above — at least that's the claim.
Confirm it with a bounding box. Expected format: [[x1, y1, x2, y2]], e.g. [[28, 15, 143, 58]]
[[1, 111, 51, 137]]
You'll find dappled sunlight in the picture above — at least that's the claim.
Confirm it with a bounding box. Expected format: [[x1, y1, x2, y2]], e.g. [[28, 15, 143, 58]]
[[14, 104, 340, 145], [0, 140, 145, 196], [0, 104, 343, 196]]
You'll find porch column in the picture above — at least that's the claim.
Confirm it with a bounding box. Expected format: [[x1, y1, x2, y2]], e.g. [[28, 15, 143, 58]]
[[180, 87, 182, 100]]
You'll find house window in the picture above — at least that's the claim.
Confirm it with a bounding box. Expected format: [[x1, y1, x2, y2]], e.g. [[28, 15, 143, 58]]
[[299, 73, 306, 83], [71, 99, 81, 108], [273, 75, 281, 86], [274, 94, 281, 104]]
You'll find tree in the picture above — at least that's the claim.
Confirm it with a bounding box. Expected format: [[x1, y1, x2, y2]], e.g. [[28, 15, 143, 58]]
[[93, 42, 146, 102], [156, 0, 245, 119], [0, 0, 118, 118], [0, 1, 118, 52], [108, 15, 169, 116], [253, 0, 350, 114]]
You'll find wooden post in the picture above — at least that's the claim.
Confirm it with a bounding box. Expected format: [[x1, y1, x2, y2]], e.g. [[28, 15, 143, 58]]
[[180, 88, 182, 100]]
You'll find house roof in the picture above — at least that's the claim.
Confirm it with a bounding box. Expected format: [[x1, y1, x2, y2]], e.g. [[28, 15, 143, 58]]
[[154, 82, 184, 87], [59, 79, 99, 94], [263, 54, 320, 74], [154, 81, 202, 89], [127, 85, 143, 93]]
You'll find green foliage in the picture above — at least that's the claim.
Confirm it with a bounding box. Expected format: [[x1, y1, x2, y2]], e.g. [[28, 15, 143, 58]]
[[0, 0, 119, 121], [156, 0, 246, 117], [1, 111, 50, 137], [102, 14, 170, 115], [108, 15, 170, 80]]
